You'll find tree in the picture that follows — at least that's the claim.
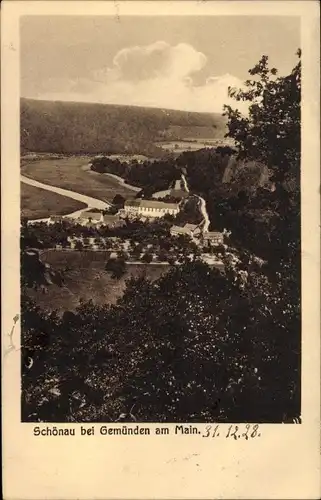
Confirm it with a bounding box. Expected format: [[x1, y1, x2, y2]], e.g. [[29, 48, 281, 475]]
[[75, 240, 84, 251], [141, 252, 153, 264], [158, 249, 168, 262], [105, 257, 126, 279], [223, 50, 301, 185], [112, 194, 125, 208], [167, 255, 177, 265], [221, 51, 301, 420], [132, 242, 143, 260]]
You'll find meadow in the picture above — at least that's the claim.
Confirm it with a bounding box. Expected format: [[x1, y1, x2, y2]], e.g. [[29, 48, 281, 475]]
[[26, 250, 168, 313], [21, 156, 137, 202], [21, 182, 86, 219]]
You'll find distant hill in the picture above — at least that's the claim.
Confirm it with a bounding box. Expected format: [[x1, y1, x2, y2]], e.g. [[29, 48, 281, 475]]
[[21, 98, 227, 156]]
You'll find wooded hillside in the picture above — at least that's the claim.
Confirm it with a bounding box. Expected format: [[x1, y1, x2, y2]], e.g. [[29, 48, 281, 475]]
[[21, 98, 226, 156]]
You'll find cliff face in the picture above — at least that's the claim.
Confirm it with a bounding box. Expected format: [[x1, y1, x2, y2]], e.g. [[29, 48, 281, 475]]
[[222, 156, 272, 189]]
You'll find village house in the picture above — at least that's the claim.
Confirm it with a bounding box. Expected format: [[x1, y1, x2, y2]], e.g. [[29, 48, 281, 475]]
[[124, 199, 180, 218], [170, 223, 201, 238], [170, 225, 192, 237], [102, 214, 126, 229], [202, 231, 224, 247], [184, 223, 201, 236]]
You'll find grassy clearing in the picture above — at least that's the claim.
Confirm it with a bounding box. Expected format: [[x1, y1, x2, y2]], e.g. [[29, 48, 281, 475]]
[[21, 156, 137, 202], [26, 250, 168, 313], [21, 182, 86, 219]]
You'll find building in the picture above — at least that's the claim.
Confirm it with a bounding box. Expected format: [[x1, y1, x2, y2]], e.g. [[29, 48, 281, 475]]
[[123, 199, 141, 215], [170, 225, 192, 237], [202, 231, 224, 247], [124, 199, 180, 218], [184, 223, 201, 236], [102, 214, 126, 228], [170, 223, 201, 238]]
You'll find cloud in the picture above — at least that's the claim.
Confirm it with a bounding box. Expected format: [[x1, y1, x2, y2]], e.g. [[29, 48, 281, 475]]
[[35, 41, 248, 114]]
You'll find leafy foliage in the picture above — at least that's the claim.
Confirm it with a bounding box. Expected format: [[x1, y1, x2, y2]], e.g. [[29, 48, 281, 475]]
[[223, 50, 301, 184], [105, 257, 127, 279]]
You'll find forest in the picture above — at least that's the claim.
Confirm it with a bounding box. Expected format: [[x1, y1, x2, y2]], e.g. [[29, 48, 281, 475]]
[[21, 51, 301, 423], [21, 98, 224, 157]]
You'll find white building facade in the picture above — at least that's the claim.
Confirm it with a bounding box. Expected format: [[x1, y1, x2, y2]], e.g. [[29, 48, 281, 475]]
[[124, 199, 180, 218]]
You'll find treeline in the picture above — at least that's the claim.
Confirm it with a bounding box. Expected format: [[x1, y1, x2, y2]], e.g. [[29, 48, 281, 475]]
[[21, 217, 198, 252], [91, 156, 181, 196]]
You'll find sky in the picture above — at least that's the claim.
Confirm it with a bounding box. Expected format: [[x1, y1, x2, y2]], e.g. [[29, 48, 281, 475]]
[[21, 15, 300, 113]]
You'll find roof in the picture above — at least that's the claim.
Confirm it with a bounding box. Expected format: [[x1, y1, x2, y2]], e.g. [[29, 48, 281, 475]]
[[124, 199, 141, 207], [170, 225, 191, 235], [102, 214, 120, 223], [184, 223, 199, 231], [203, 231, 223, 239], [125, 198, 179, 210], [140, 199, 179, 210]]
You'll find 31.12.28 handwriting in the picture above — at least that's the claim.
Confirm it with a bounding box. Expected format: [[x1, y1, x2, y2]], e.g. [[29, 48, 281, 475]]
[[202, 424, 261, 439]]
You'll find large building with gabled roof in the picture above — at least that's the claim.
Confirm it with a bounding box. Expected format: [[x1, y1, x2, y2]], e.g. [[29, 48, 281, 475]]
[[124, 198, 180, 218]]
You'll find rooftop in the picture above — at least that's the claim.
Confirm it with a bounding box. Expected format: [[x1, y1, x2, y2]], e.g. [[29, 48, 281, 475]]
[[203, 231, 223, 239], [102, 214, 120, 223], [184, 223, 199, 231], [140, 199, 179, 210], [125, 199, 179, 210], [124, 199, 141, 207], [170, 225, 191, 235]]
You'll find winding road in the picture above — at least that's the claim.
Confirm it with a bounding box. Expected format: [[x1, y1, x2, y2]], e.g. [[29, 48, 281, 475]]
[[21, 175, 111, 223], [181, 174, 190, 193], [195, 195, 210, 232], [181, 173, 210, 233]]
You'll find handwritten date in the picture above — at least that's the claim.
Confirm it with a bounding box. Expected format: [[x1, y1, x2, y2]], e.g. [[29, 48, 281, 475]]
[[202, 424, 261, 439]]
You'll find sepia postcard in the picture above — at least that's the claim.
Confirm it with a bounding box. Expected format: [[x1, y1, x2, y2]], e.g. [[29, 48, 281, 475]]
[[1, 1, 320, 499]]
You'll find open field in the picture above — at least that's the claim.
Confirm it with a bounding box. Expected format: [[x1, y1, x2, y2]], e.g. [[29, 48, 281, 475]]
[[21, 182, 86, 219], [21, 156, 137, 203], [26, 250, 169, 313], [156, 138, 235, 153]]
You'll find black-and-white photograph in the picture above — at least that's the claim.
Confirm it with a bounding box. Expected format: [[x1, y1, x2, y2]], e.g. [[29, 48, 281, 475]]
[[20, 14, 301, 424]]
